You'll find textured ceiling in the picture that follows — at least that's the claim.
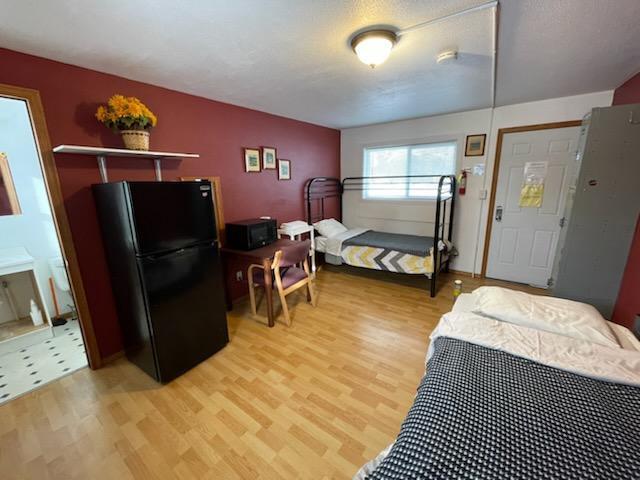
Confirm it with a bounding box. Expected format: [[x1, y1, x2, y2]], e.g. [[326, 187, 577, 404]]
[[0, 0, 638, 128]]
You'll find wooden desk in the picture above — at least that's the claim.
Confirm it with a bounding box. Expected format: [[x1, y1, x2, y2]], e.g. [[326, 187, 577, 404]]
[[221, 239, 299, 327]]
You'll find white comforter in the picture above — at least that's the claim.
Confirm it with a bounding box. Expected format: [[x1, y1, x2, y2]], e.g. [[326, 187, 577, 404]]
[[429, 311, 640, 387]]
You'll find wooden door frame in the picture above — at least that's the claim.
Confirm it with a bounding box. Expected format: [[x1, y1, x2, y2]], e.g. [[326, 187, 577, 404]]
[[0, 83, 102, 369], [480, 120, 582, 278]]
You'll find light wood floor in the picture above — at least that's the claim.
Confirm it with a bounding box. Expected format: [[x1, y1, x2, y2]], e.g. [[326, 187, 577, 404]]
[[0, 268, 542, 479]]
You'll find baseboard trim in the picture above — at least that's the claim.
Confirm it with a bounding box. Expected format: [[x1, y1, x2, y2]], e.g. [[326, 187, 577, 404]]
[[102, 350, 125, 365], [449, 269, 475, 277]]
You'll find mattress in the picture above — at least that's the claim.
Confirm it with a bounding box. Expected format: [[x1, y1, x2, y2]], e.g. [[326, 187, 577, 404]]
[[315, 236, 342, 265], [360, 334, 640, 479], [341, 244, 440, 275], [342, 231, 434, 257], [355, 295, 640, 479], [316, 229, 446, 275], [453, 293, 640, 351], [314, 236, 328, 253]]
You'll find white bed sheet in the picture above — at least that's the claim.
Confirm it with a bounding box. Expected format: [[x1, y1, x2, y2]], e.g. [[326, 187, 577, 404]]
[[451, 292, 477, 314], [313, 228, 369, 256], [324, 228, 369, 257], [429, 311, 640, 387], [315, 236, 328, 253], [453, 293, 640, 352]]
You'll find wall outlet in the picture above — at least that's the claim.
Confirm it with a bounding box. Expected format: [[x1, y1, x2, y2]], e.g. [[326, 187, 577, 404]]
[[236, 271, 243, 281]]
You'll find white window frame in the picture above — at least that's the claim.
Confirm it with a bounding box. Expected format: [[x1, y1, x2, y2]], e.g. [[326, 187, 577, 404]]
[[362, 139, 459, 201]]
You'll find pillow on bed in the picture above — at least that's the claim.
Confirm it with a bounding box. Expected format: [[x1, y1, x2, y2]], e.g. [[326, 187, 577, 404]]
[[471, 286, 620, 348], [313, 218, 347, 238]]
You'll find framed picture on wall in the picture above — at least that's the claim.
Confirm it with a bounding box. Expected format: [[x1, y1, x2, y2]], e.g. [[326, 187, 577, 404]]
[[465, 134, 486, 156], [278, 159, 291, 180], [244, 148, 261, 172], [262, 147, 277, 169]]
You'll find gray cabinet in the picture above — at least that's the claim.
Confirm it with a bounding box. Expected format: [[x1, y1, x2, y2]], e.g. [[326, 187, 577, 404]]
[[552, 104, 640, 318]]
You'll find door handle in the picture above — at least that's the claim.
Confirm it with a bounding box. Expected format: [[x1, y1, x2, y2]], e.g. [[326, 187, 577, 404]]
[[147, 248, 186, 261], [495, 206, 503, 222]]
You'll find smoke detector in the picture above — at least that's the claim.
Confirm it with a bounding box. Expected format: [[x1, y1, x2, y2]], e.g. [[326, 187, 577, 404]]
[[437, 50, 458, 64]]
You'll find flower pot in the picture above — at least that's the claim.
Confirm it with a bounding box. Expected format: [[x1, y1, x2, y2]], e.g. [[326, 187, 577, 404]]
[[121, 130, 150, 151]]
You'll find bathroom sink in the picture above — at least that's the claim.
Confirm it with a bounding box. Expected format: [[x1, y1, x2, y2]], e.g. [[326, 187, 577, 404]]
[[0, 247, 35, 275]]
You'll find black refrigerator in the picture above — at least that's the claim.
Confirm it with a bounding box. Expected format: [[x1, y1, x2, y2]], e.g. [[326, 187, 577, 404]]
[[93, 181, 229, 383]]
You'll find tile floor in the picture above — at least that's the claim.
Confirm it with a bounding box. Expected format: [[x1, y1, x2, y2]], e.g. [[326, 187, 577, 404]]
[[0, 317, 48, 342], [0, 320, 87, 405]]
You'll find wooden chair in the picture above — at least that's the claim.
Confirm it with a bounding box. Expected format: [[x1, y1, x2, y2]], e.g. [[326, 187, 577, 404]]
[[248, 240, 316, 325]]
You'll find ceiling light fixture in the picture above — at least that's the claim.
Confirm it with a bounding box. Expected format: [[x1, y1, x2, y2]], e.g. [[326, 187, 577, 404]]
[[350, 0, 497, 69], [350, 30, 398, 68]]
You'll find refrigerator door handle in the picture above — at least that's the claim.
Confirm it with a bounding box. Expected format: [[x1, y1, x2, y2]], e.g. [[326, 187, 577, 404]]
[[144, 241, 217, 261], [147, 248, 186, 262]]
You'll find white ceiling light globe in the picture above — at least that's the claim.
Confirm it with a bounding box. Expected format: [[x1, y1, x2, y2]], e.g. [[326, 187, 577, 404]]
[[355, 37, 393, 67], [351, 30, 397, 68]]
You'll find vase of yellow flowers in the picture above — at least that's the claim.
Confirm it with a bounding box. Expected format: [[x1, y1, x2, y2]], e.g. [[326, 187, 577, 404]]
[[95, 95, 157, 151]]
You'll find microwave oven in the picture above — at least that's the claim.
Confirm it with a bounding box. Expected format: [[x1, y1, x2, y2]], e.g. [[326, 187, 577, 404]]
[[226, 218, 277, 250]]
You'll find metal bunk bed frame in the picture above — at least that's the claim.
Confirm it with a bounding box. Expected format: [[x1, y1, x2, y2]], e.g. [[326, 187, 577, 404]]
[[304, 175, 456, 297]]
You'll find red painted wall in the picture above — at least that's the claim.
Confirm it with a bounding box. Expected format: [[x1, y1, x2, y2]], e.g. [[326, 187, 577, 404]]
[[611, 72, 640, 329], [613, 219, 640, 329], [612, 72, 640, 105], [0, 48, 340, 359]]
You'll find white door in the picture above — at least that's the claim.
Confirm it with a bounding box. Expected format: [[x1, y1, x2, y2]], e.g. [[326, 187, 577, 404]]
[[486, 126, 580, 287]]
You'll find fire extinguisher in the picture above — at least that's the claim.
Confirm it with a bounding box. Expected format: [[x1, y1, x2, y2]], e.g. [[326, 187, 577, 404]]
[[458, 169, 468, 195]]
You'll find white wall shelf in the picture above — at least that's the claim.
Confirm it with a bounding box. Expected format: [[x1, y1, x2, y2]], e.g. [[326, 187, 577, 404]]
[[53, 145, 200, 182]]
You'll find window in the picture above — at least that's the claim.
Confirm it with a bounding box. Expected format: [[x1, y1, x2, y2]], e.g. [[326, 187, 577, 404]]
[[363, 141, 457, 199]]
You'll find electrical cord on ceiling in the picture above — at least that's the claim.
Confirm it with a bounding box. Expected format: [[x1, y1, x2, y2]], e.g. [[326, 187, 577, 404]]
[[397, 1, 498, 36], [387, 0, 501, 278], [471, 1, 499, 278]]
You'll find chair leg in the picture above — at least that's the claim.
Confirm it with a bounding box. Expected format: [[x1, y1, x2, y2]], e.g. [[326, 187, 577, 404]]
[[307, 281, 317, 307], [278, 289, 291, 326], [248, 279, 257, 316]]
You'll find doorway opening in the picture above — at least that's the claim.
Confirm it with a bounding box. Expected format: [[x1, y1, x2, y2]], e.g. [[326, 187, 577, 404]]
[[482, 121, 581, 287], [0, 86, 98, 404]]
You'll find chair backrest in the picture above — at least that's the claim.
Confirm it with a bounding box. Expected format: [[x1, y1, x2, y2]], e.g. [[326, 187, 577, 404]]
[[276, 239, 311, 268]]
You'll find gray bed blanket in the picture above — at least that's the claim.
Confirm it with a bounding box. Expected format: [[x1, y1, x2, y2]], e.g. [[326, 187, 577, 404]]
[[342, 231, 434, 257], [365, 337, 640, 480]]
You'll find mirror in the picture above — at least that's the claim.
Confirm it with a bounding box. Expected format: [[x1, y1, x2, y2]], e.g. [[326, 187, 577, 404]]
[[0, 152, 21, 215]]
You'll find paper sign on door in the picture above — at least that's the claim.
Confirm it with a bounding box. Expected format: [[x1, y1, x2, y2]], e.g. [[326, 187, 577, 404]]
[[519, 161, 548, 207]]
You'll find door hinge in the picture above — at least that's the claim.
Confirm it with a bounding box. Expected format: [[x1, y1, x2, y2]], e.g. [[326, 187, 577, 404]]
[[547, 277, 554, 288], [559, 217, 566, 228]]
